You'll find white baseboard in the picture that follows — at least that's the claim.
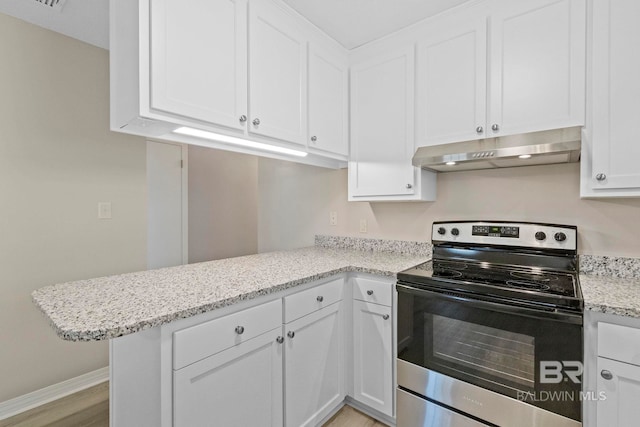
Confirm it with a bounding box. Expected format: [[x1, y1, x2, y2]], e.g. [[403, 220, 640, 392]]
[[0, 366, 109, 421]]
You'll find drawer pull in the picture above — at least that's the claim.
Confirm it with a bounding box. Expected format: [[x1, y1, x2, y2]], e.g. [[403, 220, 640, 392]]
[[601, 370, 613, 380], [316, 296, 324, 302], [382, 314, 390, 320], [287, 331, 295, 339], [367, 290, 374, 296], [234, 326, 245, 335], [276, 336, 284, 344]]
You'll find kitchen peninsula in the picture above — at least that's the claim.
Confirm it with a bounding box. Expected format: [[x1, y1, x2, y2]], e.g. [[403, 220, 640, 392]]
[[32, 238, 430, 426], [31, 237, 640, 427]]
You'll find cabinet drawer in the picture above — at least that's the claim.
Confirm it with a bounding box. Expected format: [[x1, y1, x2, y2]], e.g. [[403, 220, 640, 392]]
[[598, 322, 640, 366], [174, 299, 282, 370], [353, 277, 393, 307], [284, 278, 344, 323]]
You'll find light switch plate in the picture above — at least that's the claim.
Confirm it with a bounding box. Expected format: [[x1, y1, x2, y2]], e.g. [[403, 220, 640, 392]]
[[98, 202, 112, 219], [359, 219, 367, 233], [329, 211, 338, 226]]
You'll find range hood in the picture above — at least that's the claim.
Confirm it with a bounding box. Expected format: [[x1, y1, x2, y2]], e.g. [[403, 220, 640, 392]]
[[412, 127, 581, 172]]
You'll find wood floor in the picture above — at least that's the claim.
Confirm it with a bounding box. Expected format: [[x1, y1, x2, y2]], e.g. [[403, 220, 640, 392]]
[[0, 382, 109, 427], [0, 382, 382, 427], [323, 405, 388, 427]]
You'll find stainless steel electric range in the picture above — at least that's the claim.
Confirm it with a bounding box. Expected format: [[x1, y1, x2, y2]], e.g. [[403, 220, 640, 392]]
[[396, 221, 583, 427]]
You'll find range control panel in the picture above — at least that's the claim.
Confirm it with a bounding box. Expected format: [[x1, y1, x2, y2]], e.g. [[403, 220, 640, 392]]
[[432, 221, 577, 251], [472, 225, 520, 238]]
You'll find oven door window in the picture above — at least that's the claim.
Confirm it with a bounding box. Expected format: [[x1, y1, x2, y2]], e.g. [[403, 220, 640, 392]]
[[397, 286, 582, 421], [432, 315, 535, 389]]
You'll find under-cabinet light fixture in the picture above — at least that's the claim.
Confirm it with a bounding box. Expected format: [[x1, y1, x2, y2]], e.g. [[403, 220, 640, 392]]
[[519, 154, 532, 159], [446, 161, 456, 166], [173, 127, 308, 157]]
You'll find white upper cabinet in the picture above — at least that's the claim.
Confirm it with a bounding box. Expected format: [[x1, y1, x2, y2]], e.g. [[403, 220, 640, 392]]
[[415, 9, 488, 146], [581, 0, 640, 197], [489, 0, 586, 137], [307, 44, 349, 157], [149, 0, 247, 130], [415, 0, 585, 148], [249, 0, 306, 145], [350, 47, 436, 201], [110, 0, 349, 167]]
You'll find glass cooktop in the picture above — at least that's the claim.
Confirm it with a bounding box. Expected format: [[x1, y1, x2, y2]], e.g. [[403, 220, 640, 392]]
[[398, 259, 583, 311]]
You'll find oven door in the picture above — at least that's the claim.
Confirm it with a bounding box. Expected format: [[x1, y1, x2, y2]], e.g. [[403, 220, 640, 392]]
[[396, 282, 583, 423]]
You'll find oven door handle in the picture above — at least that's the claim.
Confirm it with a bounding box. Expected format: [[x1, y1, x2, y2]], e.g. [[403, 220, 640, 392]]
[[396, 283, 583, 324]]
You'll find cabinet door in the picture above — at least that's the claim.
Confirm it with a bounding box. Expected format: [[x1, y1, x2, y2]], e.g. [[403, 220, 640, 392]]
[[308, 44, 349, 157], [249, 0, 306, 145], [597, 357, 640, 427], [353, 300, 393, 417], [285, 301, 344, 427], [416, 10, 487, 147], [350, 47, 417, 197], [173, 328, 283, 427], [150, 0, 248, 130], [489, 0, 585, 136], [588, 0, 640, 193]]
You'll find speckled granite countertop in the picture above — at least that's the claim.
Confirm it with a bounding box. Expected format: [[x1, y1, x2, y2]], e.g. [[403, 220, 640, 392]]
[[32, 245, 429, 342], [31, 230, 640, 340], [579, 254, 640, 318], [580, 275, 640, 318]]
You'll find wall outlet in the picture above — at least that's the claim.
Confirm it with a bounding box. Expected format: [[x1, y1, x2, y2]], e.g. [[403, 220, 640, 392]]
[[98, 202, 112, 219], [329, 211, 338, 226], [359, 219, 367, 233]]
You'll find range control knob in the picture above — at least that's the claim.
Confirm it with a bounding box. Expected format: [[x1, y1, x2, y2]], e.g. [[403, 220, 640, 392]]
[[451, 228, 460, 236], [437, 227, 446, 235], [535, 231, 547, 241], [554, 232, 567, 242]]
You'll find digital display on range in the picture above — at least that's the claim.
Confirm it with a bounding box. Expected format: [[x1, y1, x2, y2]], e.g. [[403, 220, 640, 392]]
[[472, 225, 519, 238]]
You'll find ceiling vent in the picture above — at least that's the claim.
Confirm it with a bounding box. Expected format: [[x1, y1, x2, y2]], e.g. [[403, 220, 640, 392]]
[[33, 0, 67, 12]]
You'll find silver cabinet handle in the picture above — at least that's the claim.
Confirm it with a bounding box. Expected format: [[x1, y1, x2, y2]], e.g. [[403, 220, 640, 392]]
[[382, 314, 390, 320], [310, 136, 317, 142], [276, 336, 284, 344], [287, 331, 295, 339], [601, 370, 613, 380], [367, 290, 374, 296], [252, 118, 260, 126], [491, 124, 500, 132], [239, 115, 247, 123], [406, 183, 413, 189], [476, 126, 484, 134], [596, 173, 606, 181], [235, 326, 245, 335], [316, 295, 324, 302]]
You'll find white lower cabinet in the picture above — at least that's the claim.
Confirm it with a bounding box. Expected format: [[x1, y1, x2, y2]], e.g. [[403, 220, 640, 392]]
[[352, 300, 393, 417], [593, 321, 640, 427], [173, 328, 284, 427], [117, 274, 398, 426], [284, 301, 345, 427], [596, 357, 640, 427]]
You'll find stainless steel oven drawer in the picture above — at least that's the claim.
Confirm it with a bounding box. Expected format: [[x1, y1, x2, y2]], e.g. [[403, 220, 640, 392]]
[[397, 388, 486, 427], [397, 360, 581, 427]]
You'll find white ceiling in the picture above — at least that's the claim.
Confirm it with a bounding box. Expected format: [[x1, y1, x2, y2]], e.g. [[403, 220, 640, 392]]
[[283, 0, 472, 49], [0, 0, 471, 51]]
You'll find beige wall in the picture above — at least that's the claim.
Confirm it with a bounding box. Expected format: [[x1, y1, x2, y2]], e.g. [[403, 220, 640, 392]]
[[257, 158, 347, 252], [0, 14, 147, 401], [257, 159, 640, 258], [188, 145, 258, 262]]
